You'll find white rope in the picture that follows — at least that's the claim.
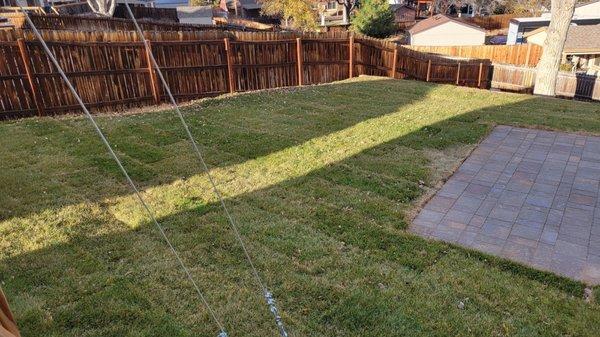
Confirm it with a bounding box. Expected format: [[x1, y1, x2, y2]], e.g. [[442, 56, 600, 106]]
[[18, 7, 227, 336], [123, 3, 289, 336]]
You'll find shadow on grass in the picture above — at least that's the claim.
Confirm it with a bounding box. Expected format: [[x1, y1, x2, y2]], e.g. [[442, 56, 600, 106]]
[[1, 78, 599, 336], [0, 79, 434, 221]]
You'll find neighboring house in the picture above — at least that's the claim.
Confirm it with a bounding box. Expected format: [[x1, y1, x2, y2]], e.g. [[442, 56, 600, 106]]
[[2, 0, 75, 6], [407, 14, 485, 46], [1, 0, 36, 5], [154, 0, 188, 8], [507, 16, 600, 44], [508, 2, 600, 45], [541, 0, 600, 19], [405, 0, 434, 18], [391, 4, 416, 29], [522, 26, 547, 46], [237, 0, 261, 19], [319, 0, 348, 27], [224, 0, 277, 23], [525, 24, 600, 72], [176, 5, 213, 25]]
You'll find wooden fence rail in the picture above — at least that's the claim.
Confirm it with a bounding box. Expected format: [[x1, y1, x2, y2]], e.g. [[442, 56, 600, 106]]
[[0, 31, 492, 120], [491, 63, 600, 101], [3, 12, 224, 32], [407, 44, 542, 67], [113, 5, 179, 23], [462, 13, 531, 30]]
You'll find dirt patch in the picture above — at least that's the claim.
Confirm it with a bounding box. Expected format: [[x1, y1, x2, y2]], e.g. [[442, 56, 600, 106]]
[[407, 144, 476, 221]]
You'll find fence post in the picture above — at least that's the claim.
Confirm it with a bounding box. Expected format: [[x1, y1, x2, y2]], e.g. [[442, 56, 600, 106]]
[[426, 60, 431, 82], [296, 37, 303, 86], [456, 62, 461, 85], [525, 43, 532, 67], [478, 62, 483, 88], [145, 40, 160, 105], [17, 38, 43, 117], [224, 37, 235, 93], [348, 34, 354, 78], [391, 46, 397, 79]]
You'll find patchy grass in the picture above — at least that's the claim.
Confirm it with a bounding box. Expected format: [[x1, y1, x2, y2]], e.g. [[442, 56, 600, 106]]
[[1, 77, 600, 337]]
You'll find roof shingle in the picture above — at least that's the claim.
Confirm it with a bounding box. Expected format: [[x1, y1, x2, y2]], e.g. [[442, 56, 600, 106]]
[[408, 14, 485, 35]]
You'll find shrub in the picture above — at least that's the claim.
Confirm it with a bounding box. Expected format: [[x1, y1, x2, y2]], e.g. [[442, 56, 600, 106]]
[[351, 0, 397, 38]]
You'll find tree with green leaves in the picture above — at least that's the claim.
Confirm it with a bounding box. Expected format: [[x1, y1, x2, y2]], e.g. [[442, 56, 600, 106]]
[[259, 0, 318, 31], [351, 0, 396, 38]]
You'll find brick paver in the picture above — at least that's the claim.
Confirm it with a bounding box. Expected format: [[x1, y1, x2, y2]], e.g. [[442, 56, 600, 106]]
[[412, 126, 600, 285]]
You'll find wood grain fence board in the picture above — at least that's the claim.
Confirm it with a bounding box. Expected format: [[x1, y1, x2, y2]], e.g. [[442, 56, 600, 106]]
[[302, 39, 349, 85], [463, 14, 528, 30], [230, 40, 298, 91], [407, 44, 542, 67], [0, 30, 493, 119], [491, 63, 600, 101], [0, 41, 35, 119], [3, 12, 222, 32]]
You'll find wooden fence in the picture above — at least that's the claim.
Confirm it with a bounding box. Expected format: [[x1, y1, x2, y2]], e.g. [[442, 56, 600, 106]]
[[462, 13, 530, 30], [0, 30, 491, 120], [355, 38, 490, 87], [113, 5, 179, 23], [51, 2, 92, 15], [0, 28, 353, 42], [407, 44, 543, 67], [214, 16, 275, 31], [491, 63, 600, 101], [3, 12, 225, 32]]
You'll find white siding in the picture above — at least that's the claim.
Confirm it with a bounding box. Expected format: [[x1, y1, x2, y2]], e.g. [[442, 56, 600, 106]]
[[178, 16, 213, 25], [526, 31, 547, 46], [506, 22, 519, 45], [575, 1, 600, 18], [541, 1, 600, 19], [410, 21, 485, 46]]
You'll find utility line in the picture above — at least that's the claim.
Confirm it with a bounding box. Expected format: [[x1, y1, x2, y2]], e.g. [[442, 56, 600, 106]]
[[19, 7, 227, 337], [123, 2, 289, 336]]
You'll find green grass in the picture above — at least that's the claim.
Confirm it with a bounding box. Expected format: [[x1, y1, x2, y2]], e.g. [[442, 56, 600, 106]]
[[1, 76, 600, 336]]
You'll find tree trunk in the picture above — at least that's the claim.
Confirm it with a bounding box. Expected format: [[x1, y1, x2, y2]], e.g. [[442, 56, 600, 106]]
[[533, 0, 576, 96], [87, 0, 116, 17]]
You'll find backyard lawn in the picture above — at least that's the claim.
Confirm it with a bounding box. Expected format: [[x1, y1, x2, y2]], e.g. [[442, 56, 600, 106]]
[[2, 76, 600, 336]]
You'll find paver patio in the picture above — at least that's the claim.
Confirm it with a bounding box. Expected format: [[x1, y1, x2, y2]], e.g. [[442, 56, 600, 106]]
[[412, 125, 600, 285]]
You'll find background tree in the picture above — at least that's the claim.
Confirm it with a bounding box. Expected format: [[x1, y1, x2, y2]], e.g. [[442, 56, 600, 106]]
[[433, 0, 460, 14], [533, 0, 576, 96], [351, 0, 396, 38], [87, 0, 116, 16], [259, 0, 318, 31], [335, 0, 359, 24], [499, 0, 550, 15], [468, 0, 502, 15]]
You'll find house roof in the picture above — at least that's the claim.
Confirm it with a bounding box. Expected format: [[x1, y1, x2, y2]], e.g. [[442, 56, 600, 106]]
[[239, 0, 261, 10], [523, 26, 547, 38], [565, 24, 600, 52], [391, 4, 415, 14], [154, 0, 188, 8], [408, 14, 485, 35], [524, 24, 600, 53], [577, 0, 600, 8], [176, 6, 213, 19]]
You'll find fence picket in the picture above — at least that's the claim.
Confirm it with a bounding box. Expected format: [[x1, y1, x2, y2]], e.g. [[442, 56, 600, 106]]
[[296, 38, 303, 86], [224, 38, 235, 93], [16, 38, 42, 116], [0, 30, 493, 120]]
